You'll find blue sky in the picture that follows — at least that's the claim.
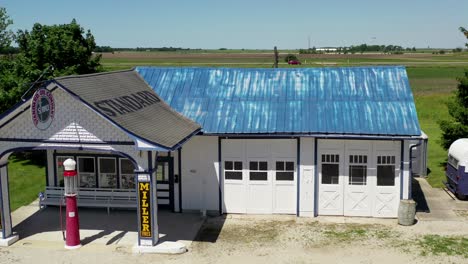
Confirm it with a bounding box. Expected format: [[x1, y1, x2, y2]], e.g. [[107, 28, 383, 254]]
[[3, 0, 467, 49]]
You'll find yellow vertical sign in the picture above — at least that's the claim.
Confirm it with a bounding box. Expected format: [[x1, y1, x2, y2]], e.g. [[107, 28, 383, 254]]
[[138, 182, 151, 238]]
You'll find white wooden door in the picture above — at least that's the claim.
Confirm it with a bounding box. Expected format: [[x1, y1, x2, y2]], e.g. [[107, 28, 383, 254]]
[[247, 160, 272, 214], [373, 152, 400, 217], [344, 152, 372, 216], [273, 160, 296, 214], [318, 153, 344, 215], [223, 159, 246, 213]]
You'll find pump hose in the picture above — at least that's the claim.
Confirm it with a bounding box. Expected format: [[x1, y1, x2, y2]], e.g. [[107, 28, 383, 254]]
[[59, 196, 65, 241]]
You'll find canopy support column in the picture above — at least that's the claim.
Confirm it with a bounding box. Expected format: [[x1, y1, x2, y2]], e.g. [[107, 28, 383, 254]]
[[0, 161, 19, 246]]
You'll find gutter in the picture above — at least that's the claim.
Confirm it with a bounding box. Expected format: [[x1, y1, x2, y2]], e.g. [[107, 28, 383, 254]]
[[202, 133, 423, 141], [408, 140, 423, 199]]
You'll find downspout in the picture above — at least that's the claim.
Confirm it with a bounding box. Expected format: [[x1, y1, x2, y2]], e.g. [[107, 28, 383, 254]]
[[408, 140, 423, 200]]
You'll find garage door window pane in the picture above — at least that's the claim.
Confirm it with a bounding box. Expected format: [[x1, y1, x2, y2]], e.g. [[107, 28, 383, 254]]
[[250, 172, 268, 181], [225, 161, 233, 170], [250, 162, 258, 170], [250, 161, 268, 181], [377, 165, 395, 186], [225, 160, 242, 180], [276, 161, 284, 170], [349, 165, 367, 185], [276, 172, 294, 181], [322, 164, 339, 184], [225, 171, 243, 180], [276, 161, 294, 181], [234, 162, 242, 170]]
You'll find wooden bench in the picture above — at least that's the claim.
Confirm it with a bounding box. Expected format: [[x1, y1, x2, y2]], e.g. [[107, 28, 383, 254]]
[[40, 186, 137, 214]]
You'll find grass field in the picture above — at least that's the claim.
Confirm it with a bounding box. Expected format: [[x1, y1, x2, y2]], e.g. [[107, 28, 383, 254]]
[[99, 51, 468, 188], [8, 153, 45, 211]]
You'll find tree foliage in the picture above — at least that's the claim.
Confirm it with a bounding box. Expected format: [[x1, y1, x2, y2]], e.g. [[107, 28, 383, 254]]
[[460, 27, 468, 48], [439, 26, 468, 149], [284, 54, 298, 62], [0, 7, 13, 51], [16, 19, 101, 78], [439, 70, 468, 149], [0, 14, 101, 113]]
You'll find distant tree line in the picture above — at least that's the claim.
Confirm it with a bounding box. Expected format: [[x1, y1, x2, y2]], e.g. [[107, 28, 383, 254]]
[[299, 44, 416, 55], [93, 46, 202, 52]]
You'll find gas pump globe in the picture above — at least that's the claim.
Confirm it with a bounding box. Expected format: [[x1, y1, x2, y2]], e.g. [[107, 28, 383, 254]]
[[63, 159, 78, 196], [62, 158, 81, 249]]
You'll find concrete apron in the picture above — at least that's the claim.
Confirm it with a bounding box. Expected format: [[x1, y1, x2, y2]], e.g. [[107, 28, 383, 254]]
[[8, 199, 205, 254], [414, 177, 467, 221]]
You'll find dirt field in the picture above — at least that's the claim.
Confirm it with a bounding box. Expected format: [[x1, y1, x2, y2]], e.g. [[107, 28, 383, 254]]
[[1, 215, 467, 264], [100, 51, 468, 61], [2, 178, 466, 264]]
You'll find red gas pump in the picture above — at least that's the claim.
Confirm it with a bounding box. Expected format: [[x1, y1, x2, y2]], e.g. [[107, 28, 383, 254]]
[[63, 158, 81, 249]]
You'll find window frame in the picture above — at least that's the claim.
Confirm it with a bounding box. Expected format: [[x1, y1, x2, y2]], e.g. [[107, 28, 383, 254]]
[[376, 155, 396, 186], [119, 158, 135, 189], [275, 160, 295, 181], [348, 154, 368, 186], [77, 156, 97, 188], [249, 160, 268, 181], [321, 154, 340, 185], [224, 160, 243, 181], [98, 157, 118, 189]]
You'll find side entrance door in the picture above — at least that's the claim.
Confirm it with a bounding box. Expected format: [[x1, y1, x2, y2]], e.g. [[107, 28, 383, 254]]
[[318, 152, 344, 215], [343, 151, 372, 217], [156, 157, 174, 211]]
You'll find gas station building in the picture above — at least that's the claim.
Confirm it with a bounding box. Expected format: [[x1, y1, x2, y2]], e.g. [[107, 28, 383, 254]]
[[0, 66, 426, 250]]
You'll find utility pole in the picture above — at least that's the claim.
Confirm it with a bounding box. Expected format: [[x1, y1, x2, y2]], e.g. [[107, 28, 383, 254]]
[[274, 46, 279, 68], [308, 36, 310, 50]]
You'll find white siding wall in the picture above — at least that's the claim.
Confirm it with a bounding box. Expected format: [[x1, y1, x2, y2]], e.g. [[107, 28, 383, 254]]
[[180, 136, 219, 212], [299, 137, 315, 217]]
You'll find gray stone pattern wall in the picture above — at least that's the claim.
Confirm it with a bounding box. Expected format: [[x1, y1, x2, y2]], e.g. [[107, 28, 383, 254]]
[[0, 87, 150, 170], [1, 87, 131, 143]]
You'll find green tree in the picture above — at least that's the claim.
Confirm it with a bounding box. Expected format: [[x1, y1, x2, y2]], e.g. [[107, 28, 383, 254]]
[[439, 70, 468, 149], [284, 54, 298, 63], [0, 7, 13, 51], [0, 17, 102, 113], [460, 27, 468, 48], [16, 19, 101, 79], [439, 26, 468, 149]]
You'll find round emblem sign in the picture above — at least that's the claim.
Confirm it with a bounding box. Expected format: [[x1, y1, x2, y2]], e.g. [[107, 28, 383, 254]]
[[31, 88, 55, 130]]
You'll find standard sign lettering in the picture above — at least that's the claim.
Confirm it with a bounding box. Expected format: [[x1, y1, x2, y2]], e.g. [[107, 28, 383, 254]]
[[94, 91, 160, 117], [31, 88, 55, 130], [138, 182, 152, 238]]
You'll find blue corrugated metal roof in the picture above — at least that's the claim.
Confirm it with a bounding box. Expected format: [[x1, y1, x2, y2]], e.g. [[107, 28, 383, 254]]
[[135, 66, 421, 136]]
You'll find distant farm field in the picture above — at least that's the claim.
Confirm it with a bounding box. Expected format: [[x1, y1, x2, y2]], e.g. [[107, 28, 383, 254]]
[[100, 51, 468, 188]]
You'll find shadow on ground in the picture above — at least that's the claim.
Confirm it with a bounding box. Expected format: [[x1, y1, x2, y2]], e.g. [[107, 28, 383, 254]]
[[412, 177, 430, 213], [13, 207, 212, 245], [193, 215, 226, 243]]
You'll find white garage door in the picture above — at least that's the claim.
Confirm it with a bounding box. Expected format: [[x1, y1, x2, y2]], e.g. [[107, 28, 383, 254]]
[[222, 139, 297, 214], [318, 140, 400, 217]]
